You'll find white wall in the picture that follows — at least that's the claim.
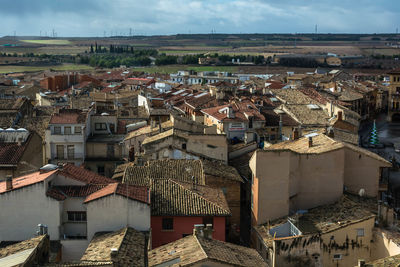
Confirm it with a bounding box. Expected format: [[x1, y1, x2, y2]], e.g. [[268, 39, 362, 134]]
[[0, 180, 62, 241], [86, 194, 150, 241]]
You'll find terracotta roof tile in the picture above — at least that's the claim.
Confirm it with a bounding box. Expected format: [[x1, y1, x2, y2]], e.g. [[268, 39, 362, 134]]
[[84, 183, 149, 204], [150, 179, 230, 216], [49, 109, 87, 124], [201, 100, 265, 122], [59, 164, 115, 185], [0, 170, 57, 194]]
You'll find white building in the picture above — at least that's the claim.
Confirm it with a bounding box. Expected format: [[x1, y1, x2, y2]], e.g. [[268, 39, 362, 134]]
[[45, 108, 93, 166], [0, 163, 150, 261]]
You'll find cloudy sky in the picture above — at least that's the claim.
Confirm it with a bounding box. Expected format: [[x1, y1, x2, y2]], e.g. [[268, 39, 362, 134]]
[[0, 0, 399, 37]]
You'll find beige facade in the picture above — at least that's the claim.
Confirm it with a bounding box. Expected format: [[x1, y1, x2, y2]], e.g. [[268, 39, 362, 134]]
[[250, 135, 391, 225], [387, 70, 400, 122]]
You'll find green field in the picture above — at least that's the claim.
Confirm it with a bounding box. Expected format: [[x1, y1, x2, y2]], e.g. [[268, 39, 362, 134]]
[[0, 64, 93, 73], [21, 39, 73, 45], [132, 65, 238, 74]]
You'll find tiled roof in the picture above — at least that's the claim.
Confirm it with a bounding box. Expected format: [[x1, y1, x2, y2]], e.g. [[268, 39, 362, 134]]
[[148, 234, 268, 267], [264, 133, 391, 165], [201, 100, 265, 123], [84, 183, 149, 204], [49, 109, 87, 124], [298, 87, 328, 105], [112, 162, 134, 180], [0, 98, 27, 110], [0, 235, 48, 259], [202, 160, 243, 183], [0, 142, 29, 165], [123, 159, 205, 186], [81, 227, 147, 266], [282, 104, 330, 126], [151, 179, 230, 216], [269, 89, 317, 105], [49, 185, 106, 198], [365, 254, 400, 267], [261, 109, 298, 127], [59, 164, 116, 185], [124, 121, 173, 140], [0, 170, 57, 194]]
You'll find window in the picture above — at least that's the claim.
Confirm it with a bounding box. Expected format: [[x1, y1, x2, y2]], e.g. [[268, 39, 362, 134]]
[[182, 143, 187, 150], [162, 218, 174, 230], [64, 126, 71, 135], [97, 165, 105, 176], [56, 145, 64, 159], [357, 228, 364, 237], [333, 254, 342, 260], [54, 126, 61, 134], [107, 144, 115, 158], [67, 145, 74, 159], [203, 217, 213, 228], [95, 123, 107, 130], [74, 126, 82, 134], [207, 144, 217, 149], [67, 211, 87, 222]]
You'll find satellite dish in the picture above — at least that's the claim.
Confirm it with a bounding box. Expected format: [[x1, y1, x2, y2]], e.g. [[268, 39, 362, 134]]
[[359, 188, 365, 197]]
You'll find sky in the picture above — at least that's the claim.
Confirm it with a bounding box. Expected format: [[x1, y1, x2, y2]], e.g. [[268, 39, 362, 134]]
[[0, 0, 399, 37]]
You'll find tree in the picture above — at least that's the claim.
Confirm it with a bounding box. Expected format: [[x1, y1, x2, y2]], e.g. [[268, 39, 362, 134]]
[[90, 44, 94, 53]]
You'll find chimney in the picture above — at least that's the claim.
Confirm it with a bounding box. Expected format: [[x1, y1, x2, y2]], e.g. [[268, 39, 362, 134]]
[[358, 259, 365, 267], [193, 224, 205, 237], [5, 175, 12, 191], [203, 224, 213, 239], [338, 111, 343, 121], [37, 224, 48, 235], [292, 128, 299, 140], [308, 137, 313, 147]]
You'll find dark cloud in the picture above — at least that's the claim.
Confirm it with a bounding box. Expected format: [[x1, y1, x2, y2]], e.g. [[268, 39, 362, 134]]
[[0, 0, 398, 36]]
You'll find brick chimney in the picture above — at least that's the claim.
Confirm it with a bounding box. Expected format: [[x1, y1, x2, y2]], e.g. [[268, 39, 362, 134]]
[[308, 137, 313, 147], [337, 111, 343, 121], [5, 175, 12, 191]]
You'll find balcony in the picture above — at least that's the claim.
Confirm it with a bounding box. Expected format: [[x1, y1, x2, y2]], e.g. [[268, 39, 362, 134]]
[[52, 153, 84, 161], [50, 134, 85, 143]]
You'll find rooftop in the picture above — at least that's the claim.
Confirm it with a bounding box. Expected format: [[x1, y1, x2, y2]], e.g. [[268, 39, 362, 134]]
[[84, 183, 149, 204], [150, 179, 230, 216], [80, 227, 147, 266], [49, 109, 87, 124], [148, 234, 268, 267]]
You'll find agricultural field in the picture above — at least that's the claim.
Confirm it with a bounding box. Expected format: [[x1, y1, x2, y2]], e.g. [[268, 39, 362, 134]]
[[0, 63, 93, 74], [21, 39, 72, 45]]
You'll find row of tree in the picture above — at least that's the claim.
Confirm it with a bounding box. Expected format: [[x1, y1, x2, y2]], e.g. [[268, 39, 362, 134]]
[[89, 43, 158, 57]]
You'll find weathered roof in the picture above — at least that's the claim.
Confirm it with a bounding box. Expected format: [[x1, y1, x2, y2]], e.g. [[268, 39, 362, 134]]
[[258, 194, 377, 244], [282, 104, 330, 126], [0, 98, 27, 110], [270, 89, 317, 105], [49, 109, 87, 124], [0, 133, 31, 165], [80, 227, 147, 267], [123, 159, 205, 186], [151, 179, 230, 216], [124, 121, 173, 140], [0, 235, 48, 259], [59, 164, 116, 185], [148, 234, 268, 267], [265, 133, 391, 165], [365, 254, 400, 267], [201, 100, 265, 123], [202, 159, 243, 183]]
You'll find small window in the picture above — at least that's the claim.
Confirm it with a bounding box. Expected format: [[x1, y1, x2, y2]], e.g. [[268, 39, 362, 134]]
[[162, 218, 174, 230], [207, 144, 217, 149], [333, 254, 342, 260], [54, 126, 61, 134], [67, 211, 87, 222], [357, 228, 364, 237], [74, 126, 82, 134], [64, 126, 71, 135], [182, 143, 187, 150], [95, 123, 107, 130]]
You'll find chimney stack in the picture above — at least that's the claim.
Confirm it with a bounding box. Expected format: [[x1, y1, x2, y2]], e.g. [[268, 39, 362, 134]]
[[308, 137, 313, 148], [193, 224, 204, 237], [203, 224, 213, 239], [338, 111, 343, 121], [5, 175, 12, 191]]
